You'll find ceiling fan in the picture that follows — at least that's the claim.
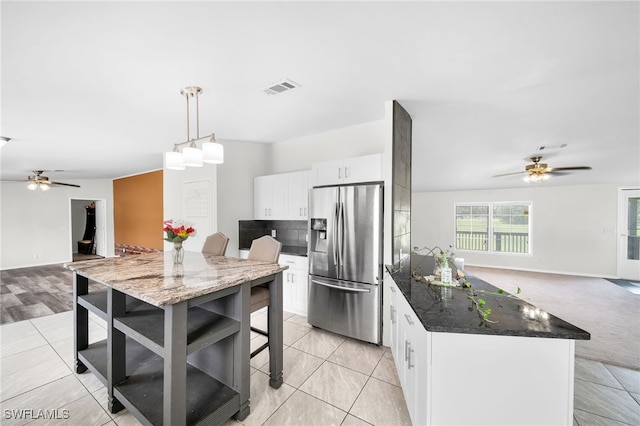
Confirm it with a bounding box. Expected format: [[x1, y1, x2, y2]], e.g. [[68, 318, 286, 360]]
[[493, 156, 592, 183], [2, 170, 81, 191]]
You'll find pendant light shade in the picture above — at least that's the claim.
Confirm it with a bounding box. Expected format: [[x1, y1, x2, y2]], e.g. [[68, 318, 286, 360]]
[[183, 145, 203, 167], [166, 150, 185, 170], [202, 134, 224, 164]]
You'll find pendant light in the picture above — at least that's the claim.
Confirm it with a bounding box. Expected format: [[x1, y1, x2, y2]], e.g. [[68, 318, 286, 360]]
[[202, 133, 224, 164], [164, 86, 224, 170]]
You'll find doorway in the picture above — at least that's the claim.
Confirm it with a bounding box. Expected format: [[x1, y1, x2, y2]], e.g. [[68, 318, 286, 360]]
[[70, 198, 107, 259], [617, 187, 640, 280]]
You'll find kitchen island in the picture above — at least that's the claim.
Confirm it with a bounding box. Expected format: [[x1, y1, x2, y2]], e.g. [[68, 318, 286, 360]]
[[386, 255, 590, 426], [66, 252, 286, 426]]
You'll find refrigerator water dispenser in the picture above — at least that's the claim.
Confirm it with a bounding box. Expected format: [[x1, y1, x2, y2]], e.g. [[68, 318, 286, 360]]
[[310, 218, 328, 252]]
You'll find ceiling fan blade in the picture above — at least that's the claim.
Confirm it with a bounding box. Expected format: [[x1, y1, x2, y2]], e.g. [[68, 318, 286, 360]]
[[547, 166, 592, 172], [493, 171, 527, 177], [50, 181, 81, 188]]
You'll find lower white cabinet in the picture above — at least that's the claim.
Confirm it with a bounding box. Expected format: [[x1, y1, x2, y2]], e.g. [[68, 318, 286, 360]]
[[279, 255, 308, 316], [387, 273, 576, 426], [240, 250, 308, 316], [389, 279, 428, 426]]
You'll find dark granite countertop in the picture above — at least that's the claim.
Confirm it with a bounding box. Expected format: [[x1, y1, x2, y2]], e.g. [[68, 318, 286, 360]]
[[240, 245, 308, 257], [387, 255, 590, 340]]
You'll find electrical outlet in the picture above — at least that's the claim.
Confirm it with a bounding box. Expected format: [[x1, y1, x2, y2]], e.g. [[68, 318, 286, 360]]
[[271, 229, 277, 238]]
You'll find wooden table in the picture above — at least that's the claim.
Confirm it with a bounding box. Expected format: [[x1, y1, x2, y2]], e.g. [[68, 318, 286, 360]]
[[66, 252, 287, 426]]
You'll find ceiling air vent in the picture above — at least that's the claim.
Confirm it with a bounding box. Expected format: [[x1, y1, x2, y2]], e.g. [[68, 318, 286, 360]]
[[263, 78, 300, 95]]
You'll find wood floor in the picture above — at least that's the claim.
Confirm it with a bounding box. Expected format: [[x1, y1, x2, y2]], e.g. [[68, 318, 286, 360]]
[[1, 264, 74, 324]]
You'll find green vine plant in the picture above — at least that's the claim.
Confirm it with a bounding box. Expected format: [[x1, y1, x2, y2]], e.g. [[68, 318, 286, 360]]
[[461, 281, 522, 323], [402, 244, 525, 324]]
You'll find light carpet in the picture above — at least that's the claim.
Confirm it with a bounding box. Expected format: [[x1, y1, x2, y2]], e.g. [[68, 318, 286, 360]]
[[466, 266, 640, 370]]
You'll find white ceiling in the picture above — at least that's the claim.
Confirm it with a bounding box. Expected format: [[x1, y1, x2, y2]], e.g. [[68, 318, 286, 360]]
[[2, 1, 638, 192]]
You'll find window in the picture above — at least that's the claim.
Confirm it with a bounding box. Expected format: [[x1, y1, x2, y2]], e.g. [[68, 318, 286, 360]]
[[455, 202, 531, 254]]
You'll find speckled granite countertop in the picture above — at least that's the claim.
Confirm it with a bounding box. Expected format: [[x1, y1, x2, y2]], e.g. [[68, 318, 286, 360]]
[[387, 255, 590, 340], [65, 252, 287, 308]]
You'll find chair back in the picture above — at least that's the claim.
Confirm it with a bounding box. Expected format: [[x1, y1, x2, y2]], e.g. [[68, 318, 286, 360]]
[[201, 232, 230, 256], [248, 236, 282, 264]]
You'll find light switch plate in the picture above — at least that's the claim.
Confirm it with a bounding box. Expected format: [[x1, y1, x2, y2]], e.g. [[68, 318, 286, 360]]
[[271, 229, 277, 238]]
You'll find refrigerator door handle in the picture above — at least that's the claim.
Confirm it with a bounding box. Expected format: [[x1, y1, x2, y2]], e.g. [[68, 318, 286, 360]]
[[333, 202, 339, 266], [338, 202, 345, 268], [311, 279, 371, 293]]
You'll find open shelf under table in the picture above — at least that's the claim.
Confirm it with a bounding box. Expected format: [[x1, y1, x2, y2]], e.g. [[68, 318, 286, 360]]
[[113, 339, 240, 426]]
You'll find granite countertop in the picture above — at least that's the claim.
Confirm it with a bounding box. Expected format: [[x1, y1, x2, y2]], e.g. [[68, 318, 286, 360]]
[[65, 252, 287, 308], [388, 255, 590, 340]]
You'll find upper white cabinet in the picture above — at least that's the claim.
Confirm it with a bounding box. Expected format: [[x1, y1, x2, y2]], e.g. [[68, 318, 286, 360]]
[[312, 153, 383, 186], [254, 171, 310, 220], [287, 171, 309, 220]]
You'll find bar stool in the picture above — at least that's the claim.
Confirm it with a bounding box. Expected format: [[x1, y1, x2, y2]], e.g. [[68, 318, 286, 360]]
[[201, 232, 230, 256], [248, 236, 282, 358]]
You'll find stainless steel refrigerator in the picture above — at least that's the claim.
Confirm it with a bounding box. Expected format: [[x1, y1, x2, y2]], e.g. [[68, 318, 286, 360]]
[[307, 183, 383, 344]]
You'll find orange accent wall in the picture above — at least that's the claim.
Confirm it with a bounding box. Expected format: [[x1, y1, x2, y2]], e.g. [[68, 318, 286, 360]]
[[113, 170, 163, 250]]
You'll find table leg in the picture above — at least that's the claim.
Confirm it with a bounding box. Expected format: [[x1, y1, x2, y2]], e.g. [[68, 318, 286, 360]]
[[163, 302, 188, 426], [107, 289, 125, 413], [73, 273, 88, 374], [234, 283, 251, 421], [268, 272, 284, 388]]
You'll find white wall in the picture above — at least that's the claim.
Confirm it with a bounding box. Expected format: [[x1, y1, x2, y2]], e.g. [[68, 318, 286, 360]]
[[270, 120, 386, 174], [412, 184, 620, 277], [216, 141, 271, 257], [0, 179, 114, 269], [163, 140, 272, 257], [163, 163, 217, 253]]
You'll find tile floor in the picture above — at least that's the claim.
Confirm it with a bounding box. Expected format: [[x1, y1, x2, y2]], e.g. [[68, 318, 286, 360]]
[[1, 309, 638, 425]]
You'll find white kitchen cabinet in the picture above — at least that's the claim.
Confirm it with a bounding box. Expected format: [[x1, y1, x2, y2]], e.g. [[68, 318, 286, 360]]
[[253, 174, 287, 220], [389, 278, 428, 426], [241, 250, 308, 316], [254, 171, 310, 220], [312, 153, 383, 186], [287, 171, 309, 220], [279, 254, 309, 316]]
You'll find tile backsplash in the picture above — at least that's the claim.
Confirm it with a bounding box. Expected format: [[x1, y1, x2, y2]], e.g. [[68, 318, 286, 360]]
[[239, 220, 308, 250]]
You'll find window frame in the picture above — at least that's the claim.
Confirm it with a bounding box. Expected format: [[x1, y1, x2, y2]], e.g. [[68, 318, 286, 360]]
[[454, 201, 533, 255]]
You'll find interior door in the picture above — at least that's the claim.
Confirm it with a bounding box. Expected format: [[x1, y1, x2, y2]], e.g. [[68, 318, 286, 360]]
[[618, 188, 640, 280], [94, 199, 107, 257]]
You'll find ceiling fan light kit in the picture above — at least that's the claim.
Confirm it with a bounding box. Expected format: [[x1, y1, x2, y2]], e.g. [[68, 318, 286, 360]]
[[494, 156, 592, 184], [0, 170, 81, 191], [165, 86, 224, 171], [523, 173, 549, 184]]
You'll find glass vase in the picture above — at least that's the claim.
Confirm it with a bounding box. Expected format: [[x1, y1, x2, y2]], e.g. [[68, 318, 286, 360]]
[[172, 241, 184, 265]]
